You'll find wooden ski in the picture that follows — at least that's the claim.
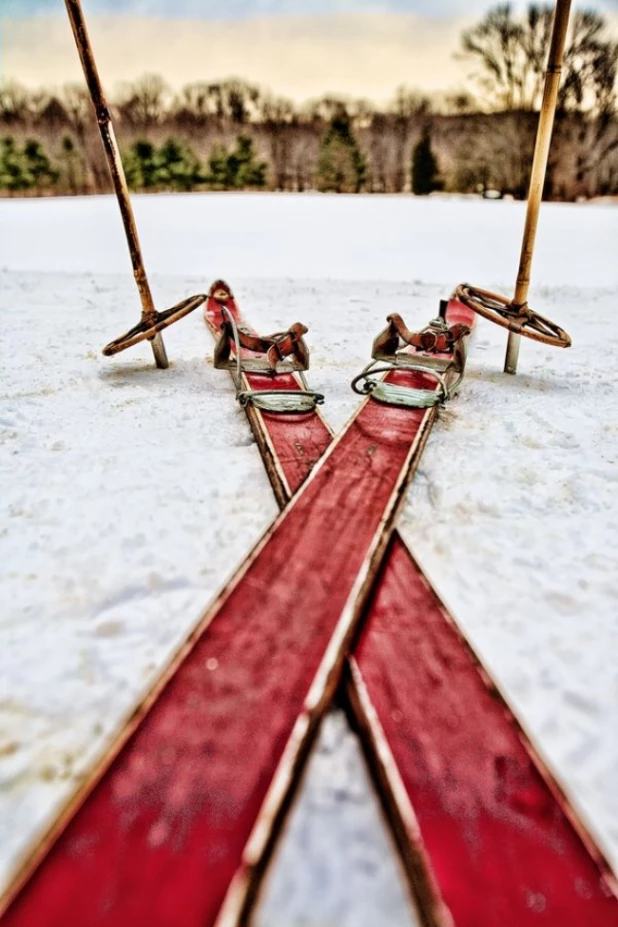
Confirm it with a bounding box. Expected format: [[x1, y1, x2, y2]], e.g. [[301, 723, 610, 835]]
[[0, 289, 474, 927], [206, 282, 618, 926], [351, 536, 618, 926], [203, 281, 331, 507]]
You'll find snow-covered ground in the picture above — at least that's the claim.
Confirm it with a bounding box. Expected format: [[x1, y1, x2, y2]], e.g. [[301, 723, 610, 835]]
[[0, 192, 617, 923]]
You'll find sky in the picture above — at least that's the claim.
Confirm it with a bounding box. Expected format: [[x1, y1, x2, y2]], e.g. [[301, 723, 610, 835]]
[[1, 0, 617, 102], [9, 1, 615, 16]]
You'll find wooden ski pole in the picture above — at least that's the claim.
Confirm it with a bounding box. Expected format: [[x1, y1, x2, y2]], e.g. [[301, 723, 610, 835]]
[[65, 0, 168, 369], [505, 0, 572, 374]]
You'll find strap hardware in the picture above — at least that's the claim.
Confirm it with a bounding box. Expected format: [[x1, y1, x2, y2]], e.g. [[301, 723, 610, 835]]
[[214, 315, 310, 376], [352, 302, 471, 408], [213, 303, 324, 414]]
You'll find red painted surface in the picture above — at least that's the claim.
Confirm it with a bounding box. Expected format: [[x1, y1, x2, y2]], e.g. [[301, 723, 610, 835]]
[[355, 535, 618, 925], [210, 291, 618, 923], [7, 292, 612, 927], [205, 282, 332, 492], [2, 336, 438, 926]]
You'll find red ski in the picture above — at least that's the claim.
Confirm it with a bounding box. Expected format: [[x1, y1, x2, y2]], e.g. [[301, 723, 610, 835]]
[[351, 538, 618, 926], [0, 287, 475, 926], [203, 281, 331, 504], [206, 282, 618, 926]]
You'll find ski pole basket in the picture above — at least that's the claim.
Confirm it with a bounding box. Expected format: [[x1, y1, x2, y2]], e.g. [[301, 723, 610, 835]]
[[351, 299, 471, 408], [102, 294, 206, 357], [455, 283, 571, 348]]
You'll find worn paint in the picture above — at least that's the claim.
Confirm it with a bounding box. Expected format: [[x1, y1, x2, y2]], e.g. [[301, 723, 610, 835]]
[[1, 321, 443, 926], [355, 535, 618, 925], [210, 290, 618, 924], [6, 290, 611, 927]]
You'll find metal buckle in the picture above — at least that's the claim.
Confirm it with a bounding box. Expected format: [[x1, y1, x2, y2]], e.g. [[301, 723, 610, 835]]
[[214, 306, 324, 413], [351, 301, 470, 408]]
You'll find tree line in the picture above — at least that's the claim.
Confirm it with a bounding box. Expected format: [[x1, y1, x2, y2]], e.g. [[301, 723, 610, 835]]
[[1, 4, 616, 199]]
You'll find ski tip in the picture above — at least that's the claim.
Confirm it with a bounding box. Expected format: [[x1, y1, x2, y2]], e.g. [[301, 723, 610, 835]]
[[446, 295, 477, 329], [207, 279, 234, 301]]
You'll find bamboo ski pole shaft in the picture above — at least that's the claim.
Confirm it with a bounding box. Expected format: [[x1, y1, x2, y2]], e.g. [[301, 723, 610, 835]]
[[64, 0, 168, 369], [505, 0, 572, 375]]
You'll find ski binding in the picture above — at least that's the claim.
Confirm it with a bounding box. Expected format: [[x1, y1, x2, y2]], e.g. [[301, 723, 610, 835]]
[[212, 288, 324, 413], [351, 299, 471, 408]]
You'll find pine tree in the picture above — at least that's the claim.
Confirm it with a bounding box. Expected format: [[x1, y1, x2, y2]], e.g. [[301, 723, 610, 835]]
[[123, 138, 202, 191], [316, 109, 365, 193], [23, 139, 58, 191], [59, 136, 79, 194], [124, 140, 158, 189], [0, 136, 57, 194], [205, 135, 267, 190], [411, 129, 441, 195], [233, 135, 267, 188], [156, 138, 202, 192], [0, 137, 28, 193]]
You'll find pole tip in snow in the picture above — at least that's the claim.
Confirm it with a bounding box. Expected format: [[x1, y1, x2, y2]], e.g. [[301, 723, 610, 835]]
[[102, 294, 206, 366], [504, 332, 522, 375], [454, 283, 571, 375]]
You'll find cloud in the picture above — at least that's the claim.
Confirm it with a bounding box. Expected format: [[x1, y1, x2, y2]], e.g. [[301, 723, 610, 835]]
[[8, 0, 618, 20], [2, 12, 478, 100], [3, 5, 617, 103]]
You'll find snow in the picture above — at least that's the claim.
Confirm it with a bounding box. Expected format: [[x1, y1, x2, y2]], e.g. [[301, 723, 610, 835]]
[[2, 192, 616, 288], [256, 710, 416, 927], [0, 192, 617, 921], [398, 282, 618, 869]]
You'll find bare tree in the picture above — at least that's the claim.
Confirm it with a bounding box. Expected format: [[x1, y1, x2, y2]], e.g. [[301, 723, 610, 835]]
[[224, 79, 263, 124], [174, 82, 213, 126], [59, 84, 98, 191], [461, 4, 617, 114], [262, 94, 295, 190], [391, 87, 431, 191], [460, 4, 531, 110], [459, 4, 618, 195], [560, 10, 617, 114], [117, 74, 170, 129], [0, 80, 32, 125], [61, 84, 91, 137]]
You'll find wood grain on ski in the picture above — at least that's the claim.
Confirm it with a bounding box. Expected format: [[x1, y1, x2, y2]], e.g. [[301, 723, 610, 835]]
[[0, 363, 440, 927], [352, 534, 618, 926], [210, 287, 618, 925]]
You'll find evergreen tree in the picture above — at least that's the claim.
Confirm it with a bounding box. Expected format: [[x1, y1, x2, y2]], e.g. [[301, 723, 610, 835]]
[[124, 140, 160, 190], [411, 128, 441, 195], [316, 109, 365, 193], [59, 136, 80, 194], [0, 137, 28, 192], [22, 138, 57, 190], [205, 135, 267, 190], [123, 138, 202, 191], [0, 136, 57, 193], [156, 138, 202, 191], [205, 145, 232, 190], [233, 135, 268, 187]]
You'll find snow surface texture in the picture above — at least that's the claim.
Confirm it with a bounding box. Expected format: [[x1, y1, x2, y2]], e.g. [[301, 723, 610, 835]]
[[0, 194, 617, 923], [256, 710, 416, 927]]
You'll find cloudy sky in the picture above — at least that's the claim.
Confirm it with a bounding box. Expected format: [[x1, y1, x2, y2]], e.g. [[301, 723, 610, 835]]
[[2, 0, 617, 102], [5, 0, 617, 14]]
